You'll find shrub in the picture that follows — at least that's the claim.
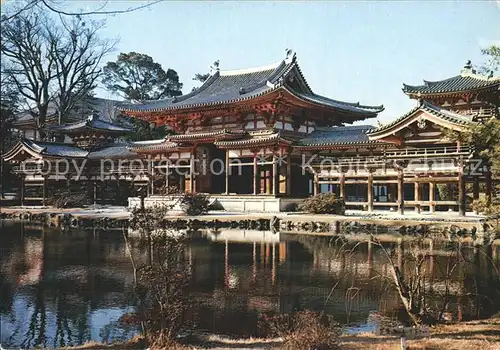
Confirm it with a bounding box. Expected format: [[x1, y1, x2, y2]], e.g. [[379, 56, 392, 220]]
[[472, 197, 500, 216], [179, 193, 209, 216], [129, 207, 195, 348], [259, 310, 340, 350], [156, 185, 182, 195], [298, 193, 345, 215], [46, 190, 90, 208]]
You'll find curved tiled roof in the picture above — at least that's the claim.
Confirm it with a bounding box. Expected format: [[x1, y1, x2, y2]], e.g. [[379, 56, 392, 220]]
[[297, 125, 380, 147], [46, 113, 132, 134], [369, 101, 474, 136], [167, 129, 246, 142], [214, 132, 294, 149], [128, 140, 185, 152], [13, 97, 123, 127], [403, 73, 500, 95], [87, 144, 139, 159], [118, 54, 383, 117], [288, 89, 384, 115], [2, 139, 89, 160]]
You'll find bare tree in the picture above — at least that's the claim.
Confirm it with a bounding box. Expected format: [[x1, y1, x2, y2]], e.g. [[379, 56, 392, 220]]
[[1, 0, 163, 23], [48, 17, 116, 124], [1, 9, 116, 137], [1, 11, 54, 135]]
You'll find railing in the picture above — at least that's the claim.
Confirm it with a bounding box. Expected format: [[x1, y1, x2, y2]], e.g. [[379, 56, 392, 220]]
[[384, 146, 473, 159], [12, 165, 46, 173], [460, 107, 496, 118]]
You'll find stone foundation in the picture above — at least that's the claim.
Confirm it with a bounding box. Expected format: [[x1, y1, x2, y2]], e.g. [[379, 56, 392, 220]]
[[128, 195, 305, 213]]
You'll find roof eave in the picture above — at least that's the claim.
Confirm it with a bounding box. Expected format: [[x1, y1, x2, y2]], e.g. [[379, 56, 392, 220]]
[[283, 87, 382, 118]]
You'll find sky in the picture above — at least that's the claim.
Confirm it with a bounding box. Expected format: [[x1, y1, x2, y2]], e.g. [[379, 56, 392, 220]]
[[10, 0, 500, 124]]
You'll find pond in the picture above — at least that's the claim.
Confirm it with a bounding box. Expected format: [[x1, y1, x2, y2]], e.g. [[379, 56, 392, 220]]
[[1, 221, 499, 348]]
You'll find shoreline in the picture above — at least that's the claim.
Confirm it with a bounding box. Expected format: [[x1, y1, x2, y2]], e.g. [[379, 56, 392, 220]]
[[0, 205, 487, 224], [63, 317, 500, 349], [1, 206, 496, 245]]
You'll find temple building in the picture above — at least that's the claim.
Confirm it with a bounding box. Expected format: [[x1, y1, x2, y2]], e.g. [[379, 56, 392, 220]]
[[10, 97, 123, 141], [3, 113, 144, 205], [3, 53, 499, 214], [120, 54, 498, 214]]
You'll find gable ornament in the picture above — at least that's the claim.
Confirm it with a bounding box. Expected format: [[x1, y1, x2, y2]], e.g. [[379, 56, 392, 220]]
[[417, 118, 427, 130]]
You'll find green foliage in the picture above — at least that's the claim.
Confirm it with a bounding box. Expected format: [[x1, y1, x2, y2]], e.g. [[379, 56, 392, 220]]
[[478, 45, 500, 75], [436, 183, 454, 201], [299, 193, 346, 215], [46, 190, 90, 208], [102, 52, 183, 101], [472, 197, 500, 216], [191, 60, 219, 91], [443, 118, 500, 177], [155, 185, 182, 195], [179, 193, 210, 216], [259, 310, 340, 350], [442, 116, 500, 215]]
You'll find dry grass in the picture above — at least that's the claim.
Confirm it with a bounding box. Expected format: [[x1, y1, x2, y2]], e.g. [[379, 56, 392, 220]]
[[62, 318, 500, 350], [188, 334, 282, 349], [340, 318, 500, 350], [62, 335, 146, 349]]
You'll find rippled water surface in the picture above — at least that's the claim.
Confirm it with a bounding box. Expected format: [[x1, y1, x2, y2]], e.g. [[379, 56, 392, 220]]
[[1, 221, 499, 348]]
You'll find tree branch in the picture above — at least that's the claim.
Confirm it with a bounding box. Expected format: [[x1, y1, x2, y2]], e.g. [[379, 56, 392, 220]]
[[40, 0, 163, 16]]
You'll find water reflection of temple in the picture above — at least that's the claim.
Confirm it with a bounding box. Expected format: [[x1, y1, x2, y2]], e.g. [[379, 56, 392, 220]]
[[190, 230, 500, 333], [1, 223, 499, 346]]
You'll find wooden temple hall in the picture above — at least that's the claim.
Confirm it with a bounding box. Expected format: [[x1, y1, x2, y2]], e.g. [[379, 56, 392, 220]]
[[3, 53, 499, 214]]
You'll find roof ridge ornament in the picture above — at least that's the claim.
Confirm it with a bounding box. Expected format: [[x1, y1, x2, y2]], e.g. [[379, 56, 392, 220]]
[[461, 59, 476, 75], [285, 48, 296, 64], [87, 111, 98, 123]]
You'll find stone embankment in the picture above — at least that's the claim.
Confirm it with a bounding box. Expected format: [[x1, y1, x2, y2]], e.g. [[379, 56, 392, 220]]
[[1, 207, 497, 245]]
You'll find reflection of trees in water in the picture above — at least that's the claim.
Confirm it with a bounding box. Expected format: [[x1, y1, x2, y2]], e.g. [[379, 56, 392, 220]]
[[286, 234, 500, 324], [180, 235, 395, 335], [0, 224, 138, 348], [1, 224, 499, 344]]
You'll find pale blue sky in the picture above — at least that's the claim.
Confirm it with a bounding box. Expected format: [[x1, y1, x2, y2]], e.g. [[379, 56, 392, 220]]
[[40, 1, 500, 123]]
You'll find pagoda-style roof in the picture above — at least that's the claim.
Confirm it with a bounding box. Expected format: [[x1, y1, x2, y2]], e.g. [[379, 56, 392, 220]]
[[214, 131, 296, 149], [296, 125, 382, 149], [13, 97, 124, 128], [368, 101, 475, 140], [119, 53, 383, 119], [46, 113, 132, 135], [2, 138, 152, 162], [87, 144, 140, 160], [403, 61, 500, 97], [129, 139, 189, 153], [167, 129, 246, 142], [2, 139, 89, 161]]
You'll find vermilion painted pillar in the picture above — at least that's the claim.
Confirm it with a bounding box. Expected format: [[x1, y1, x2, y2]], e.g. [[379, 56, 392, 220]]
[[253, 153, 258, 195], [458, 170, 466, 217], [340, 173, 345, 199], [286, 154, 292, 196], [224, 151, 229, 194], [397, 169, 404, 215], [429, 181, 436, 213], [367, 173, 374, 212], [414, 182, 421, 214]]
